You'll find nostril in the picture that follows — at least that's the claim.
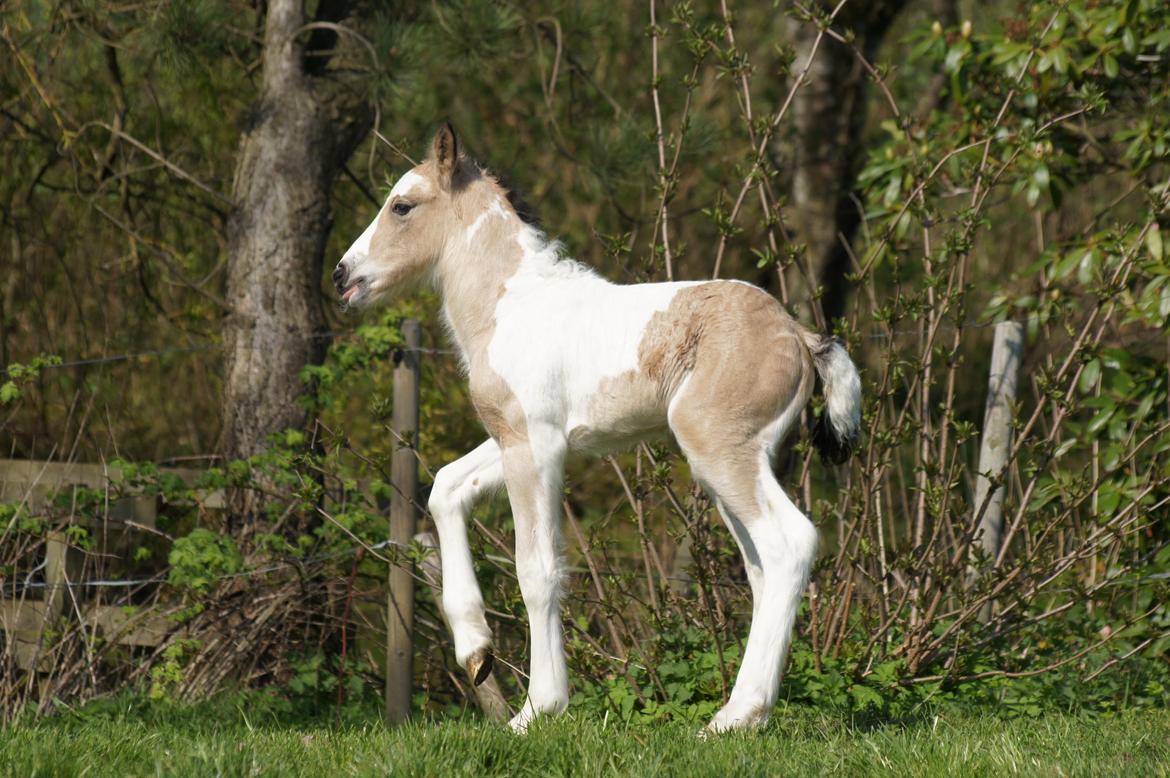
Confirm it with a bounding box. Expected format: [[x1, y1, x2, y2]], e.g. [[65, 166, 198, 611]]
[[332, 265, 347, 288]]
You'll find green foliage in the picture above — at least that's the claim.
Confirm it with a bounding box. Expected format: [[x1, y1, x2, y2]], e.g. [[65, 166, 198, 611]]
[[570, 621, 1170, 726], [147, 639, 201, 701], [141, 0, 238, 75], [0, 355, 61, 405], [167, 529, 243, 594], [571, 624, 733, 725], [282, 653, 382, 726]]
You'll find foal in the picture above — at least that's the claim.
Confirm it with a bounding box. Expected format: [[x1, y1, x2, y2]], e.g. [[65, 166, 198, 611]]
[[334, 125, 861, 734]]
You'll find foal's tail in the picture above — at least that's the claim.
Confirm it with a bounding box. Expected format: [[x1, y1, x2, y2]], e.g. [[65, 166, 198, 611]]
[[804, 333, 862, 464]]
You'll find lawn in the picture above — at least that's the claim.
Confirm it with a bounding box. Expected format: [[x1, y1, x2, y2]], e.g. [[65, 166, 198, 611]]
[[3, 698, 1169, 777]]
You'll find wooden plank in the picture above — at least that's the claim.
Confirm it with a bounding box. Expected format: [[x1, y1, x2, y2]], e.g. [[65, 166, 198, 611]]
[[0, 459, 225, 513], [0, 459, 219, 671], [0, 600, 52, 671], [386, 320, 421, 725], [0, 599, 50, 632], [84, 605, 170, 647], [0, 459, 114, 489]]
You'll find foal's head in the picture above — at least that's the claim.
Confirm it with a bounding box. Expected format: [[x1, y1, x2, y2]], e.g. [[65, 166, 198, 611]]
[[333, 123, 471, 307]]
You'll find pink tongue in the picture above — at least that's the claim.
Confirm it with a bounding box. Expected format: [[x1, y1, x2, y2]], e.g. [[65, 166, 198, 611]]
[[342, 286, 359, 303]]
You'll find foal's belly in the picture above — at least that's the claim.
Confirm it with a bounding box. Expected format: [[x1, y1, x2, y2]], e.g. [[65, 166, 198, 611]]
[[564, 369, 672, 455]]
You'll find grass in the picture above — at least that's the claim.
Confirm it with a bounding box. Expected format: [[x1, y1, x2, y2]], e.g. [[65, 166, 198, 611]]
[[2, 696, 1169, 777]]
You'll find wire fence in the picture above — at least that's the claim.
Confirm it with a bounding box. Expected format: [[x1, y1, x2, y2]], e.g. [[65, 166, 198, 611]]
[[0, 331, 459, 376], [5, 537, 726, 593], [0, 316, 1051, 378], [7, 313, 1167, 381]]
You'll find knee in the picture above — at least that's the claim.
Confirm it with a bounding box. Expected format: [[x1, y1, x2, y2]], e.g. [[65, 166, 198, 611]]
[[428, 466, 460, 519]]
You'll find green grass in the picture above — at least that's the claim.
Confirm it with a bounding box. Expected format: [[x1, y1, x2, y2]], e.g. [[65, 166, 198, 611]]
[[3, 698, 1169, 777]]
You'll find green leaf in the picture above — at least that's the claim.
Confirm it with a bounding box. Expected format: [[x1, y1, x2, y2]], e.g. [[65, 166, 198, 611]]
[[1034, 164, 1051, 190], [849, 683, 884, 711], [1079, 359, 1101, 394], [1103, 53, 1120, 78], [944, 40, 970, 73], [1146, 224, 1163, 262], [1026, 182, 1042, 208], [1077, 249, 1100, 284], [1087, 404, 1116, 435]]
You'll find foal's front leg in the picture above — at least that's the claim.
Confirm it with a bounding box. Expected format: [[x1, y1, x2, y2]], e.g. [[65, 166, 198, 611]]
[[428, 439, 504, 683], [501, 428, 569, 733]]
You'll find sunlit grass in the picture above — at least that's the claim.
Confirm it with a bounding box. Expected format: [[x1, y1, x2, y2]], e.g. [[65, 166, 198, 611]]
[[3, 697, 1168, 777]]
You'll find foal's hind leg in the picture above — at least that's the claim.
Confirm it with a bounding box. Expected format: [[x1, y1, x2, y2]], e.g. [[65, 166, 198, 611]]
[[708, 495, 764, 619], [428, 439, 503, 683], [670, 352, 817, 733], [684, 446, 817, 732]]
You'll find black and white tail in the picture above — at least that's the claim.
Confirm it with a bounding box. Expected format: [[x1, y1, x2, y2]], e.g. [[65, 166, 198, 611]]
[[809, 336, 862, 464]]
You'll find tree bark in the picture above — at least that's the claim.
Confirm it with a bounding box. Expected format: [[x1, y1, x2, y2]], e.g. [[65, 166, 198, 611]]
[[221, 0, 371, 511], [784, 0, 907, 324]]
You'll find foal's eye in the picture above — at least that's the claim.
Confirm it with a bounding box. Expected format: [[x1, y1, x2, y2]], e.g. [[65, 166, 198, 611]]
[[391, 202, 413, 216]]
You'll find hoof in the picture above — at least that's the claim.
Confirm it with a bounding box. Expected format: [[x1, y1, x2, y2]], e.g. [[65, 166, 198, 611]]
[[466, 648, 494, 686], [508, 711, 532, 734], [704, 703, 769, 735]]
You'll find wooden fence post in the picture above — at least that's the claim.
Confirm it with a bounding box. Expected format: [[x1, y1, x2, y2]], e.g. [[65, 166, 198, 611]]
[[971, 320, 1024, 619], [386, 320, 421, 724]]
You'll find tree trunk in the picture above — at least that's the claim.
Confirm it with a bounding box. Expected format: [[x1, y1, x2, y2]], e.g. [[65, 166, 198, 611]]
[[784, 0, 907, 324], [221, 0, 370, 515]]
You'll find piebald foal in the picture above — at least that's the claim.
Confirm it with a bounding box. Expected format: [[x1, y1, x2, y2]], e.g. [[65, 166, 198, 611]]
[[335, 125, 861, 734]]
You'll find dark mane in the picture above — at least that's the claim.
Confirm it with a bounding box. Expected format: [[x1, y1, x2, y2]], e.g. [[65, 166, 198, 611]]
[[453, 154, 542, 228], [485, 166, 541, 227]]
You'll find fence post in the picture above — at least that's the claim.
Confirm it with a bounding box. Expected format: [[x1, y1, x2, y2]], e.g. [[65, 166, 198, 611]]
[[971, 320, 1024, 620], [386, 319, 421, 724]]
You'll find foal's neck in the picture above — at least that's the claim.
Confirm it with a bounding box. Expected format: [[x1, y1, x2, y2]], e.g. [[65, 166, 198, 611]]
[[434, 201, 565, 365]]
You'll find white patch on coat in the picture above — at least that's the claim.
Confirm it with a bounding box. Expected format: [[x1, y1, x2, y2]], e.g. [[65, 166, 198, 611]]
[[487, 225, 699, 453], [465, 196, 510, 244]]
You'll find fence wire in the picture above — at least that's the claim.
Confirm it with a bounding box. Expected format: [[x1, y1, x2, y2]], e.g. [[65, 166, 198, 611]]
[[7, 315, 1167, 378]]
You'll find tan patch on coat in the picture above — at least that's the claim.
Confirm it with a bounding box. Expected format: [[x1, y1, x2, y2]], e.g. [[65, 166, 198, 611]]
[[663, 283, 813, 437], [583, 282, 815, 460], [470, 366, 529, 449]]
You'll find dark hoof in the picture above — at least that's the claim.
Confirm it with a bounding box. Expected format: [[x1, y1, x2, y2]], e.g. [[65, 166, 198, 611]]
[[467, 648, 494, 686]]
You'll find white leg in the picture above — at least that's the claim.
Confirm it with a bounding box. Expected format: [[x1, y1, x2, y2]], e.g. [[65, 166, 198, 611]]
[[500, 427, 569, 733], [712, 496, 764, 614], [707, 457, 817, 733], [428, 439, 503, 681]]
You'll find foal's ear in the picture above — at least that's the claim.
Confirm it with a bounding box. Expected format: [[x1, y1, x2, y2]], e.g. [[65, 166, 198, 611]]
[[430, 121, 459, 187]]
